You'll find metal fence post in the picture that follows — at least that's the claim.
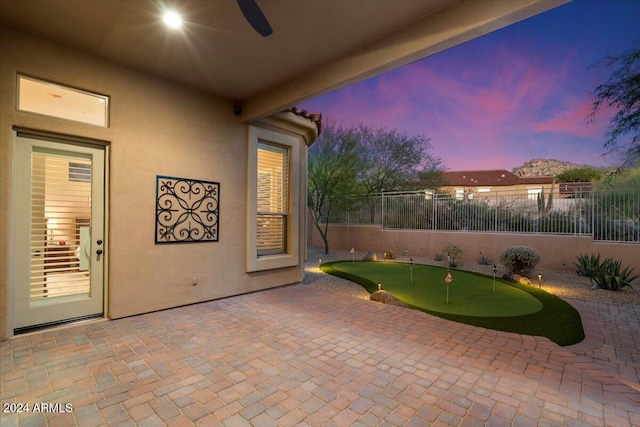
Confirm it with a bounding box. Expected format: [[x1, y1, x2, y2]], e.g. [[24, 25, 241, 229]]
[[433, 194, 437, 231], [592, 189, 595, 240], [494, 191, 498, 233], [381, 193, 385, 229]]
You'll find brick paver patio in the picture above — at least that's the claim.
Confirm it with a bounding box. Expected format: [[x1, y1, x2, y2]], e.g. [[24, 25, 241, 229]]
[[1, 284, 639, 426]]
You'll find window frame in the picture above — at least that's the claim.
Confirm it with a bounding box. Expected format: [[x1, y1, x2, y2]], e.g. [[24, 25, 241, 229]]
[[527, 187, 543, 200], [256, 141, 289, 257], [247, 126, 300, 272]]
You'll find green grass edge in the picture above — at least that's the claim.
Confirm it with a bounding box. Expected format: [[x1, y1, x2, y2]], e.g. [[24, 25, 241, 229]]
[[320, 261, 585, 347]]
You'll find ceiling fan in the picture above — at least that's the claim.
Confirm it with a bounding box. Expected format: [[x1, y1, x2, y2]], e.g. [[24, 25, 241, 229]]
[[237, 0, 273, 37]]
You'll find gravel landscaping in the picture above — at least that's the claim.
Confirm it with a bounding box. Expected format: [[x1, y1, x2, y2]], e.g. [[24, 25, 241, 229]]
[[304, 246, 640, 305]]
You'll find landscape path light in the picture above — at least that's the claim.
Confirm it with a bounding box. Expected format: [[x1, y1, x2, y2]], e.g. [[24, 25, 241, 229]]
[[493, 264, 497, 293], [538, 274, 542, 289], [410, 258, 414, 283]]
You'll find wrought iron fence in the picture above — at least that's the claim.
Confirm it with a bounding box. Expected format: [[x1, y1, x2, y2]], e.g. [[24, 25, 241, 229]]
[[325, 188, 640, 243]]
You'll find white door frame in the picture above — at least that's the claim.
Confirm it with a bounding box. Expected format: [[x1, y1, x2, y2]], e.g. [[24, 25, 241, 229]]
[[12, 130, 109, 332]]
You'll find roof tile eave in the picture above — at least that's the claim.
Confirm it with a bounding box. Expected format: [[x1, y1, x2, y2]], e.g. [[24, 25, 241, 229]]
[[287, 106, 322, 135], [442, 169, 555, 187]]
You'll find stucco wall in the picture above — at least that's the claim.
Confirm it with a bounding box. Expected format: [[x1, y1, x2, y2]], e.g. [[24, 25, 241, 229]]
[[309, 223, 640, 272], [0, 26, 305, 339]]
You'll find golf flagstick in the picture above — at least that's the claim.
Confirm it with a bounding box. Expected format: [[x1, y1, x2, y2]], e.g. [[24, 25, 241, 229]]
[[445, 272, 453, 304]]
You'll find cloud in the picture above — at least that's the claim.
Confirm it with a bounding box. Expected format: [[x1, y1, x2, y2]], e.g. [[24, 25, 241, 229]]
[[534, 97, 613, 138], [300, 28, 619, 171]]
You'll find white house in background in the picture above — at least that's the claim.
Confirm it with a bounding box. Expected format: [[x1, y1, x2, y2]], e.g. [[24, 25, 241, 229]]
[[0, 0, 568, 339], [441, 169, 556, 200]]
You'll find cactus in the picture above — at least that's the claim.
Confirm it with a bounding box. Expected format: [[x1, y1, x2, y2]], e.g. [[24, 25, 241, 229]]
[[537, 180, 555, 214]]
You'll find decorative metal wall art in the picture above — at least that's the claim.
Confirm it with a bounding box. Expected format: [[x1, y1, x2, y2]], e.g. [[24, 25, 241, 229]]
[[155, 175, 220, 243]]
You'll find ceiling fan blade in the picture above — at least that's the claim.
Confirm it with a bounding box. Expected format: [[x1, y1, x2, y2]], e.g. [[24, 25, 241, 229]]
[[237, 0, 273, 37]]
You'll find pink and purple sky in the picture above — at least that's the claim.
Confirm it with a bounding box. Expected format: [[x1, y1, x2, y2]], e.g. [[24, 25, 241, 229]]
[[299, 0, 640, 172]]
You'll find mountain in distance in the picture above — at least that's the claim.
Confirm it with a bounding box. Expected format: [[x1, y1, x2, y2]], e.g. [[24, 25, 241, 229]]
[[511, 158, 596, 178]]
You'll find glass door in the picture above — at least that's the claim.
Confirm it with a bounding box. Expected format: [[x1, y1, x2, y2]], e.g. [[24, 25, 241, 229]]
[[13, 135, 105, 330]]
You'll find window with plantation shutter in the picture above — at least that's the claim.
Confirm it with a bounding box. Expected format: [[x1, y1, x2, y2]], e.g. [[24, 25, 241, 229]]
[[257, 142, 289, 256], [30, 154, 92, 299], [247, 125, 300, 272]]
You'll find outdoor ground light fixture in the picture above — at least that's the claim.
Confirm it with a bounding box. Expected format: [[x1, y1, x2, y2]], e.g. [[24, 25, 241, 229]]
[[378, 283, 382, 291], [538, 274, 542, 288], [493, 264, 497, 293]]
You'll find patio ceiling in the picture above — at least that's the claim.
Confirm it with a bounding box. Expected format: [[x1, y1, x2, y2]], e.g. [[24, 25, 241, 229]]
[[0, 0, 569, 120]]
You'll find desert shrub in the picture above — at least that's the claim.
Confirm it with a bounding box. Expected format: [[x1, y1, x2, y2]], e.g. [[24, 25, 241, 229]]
[[499, 246, 541, 276], [434, 254, 444, 261], [574, 253, 601, 278], [384, 249, 395, 260], [443, 243, 464, 267], [556, 167, 603, 182], [590, 258, 638, 291]]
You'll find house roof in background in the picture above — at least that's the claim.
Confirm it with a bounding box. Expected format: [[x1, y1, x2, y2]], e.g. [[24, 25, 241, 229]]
[[0, 0, 567, 120], [518, 177, 557, 185], [443, 169, 555, 187]]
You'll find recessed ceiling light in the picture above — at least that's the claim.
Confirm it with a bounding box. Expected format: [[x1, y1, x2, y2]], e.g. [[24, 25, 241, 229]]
[[163, 11, 182, 29]]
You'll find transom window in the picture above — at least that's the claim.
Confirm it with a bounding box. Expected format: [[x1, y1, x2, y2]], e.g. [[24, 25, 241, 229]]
[[17, 75, 109, 127]]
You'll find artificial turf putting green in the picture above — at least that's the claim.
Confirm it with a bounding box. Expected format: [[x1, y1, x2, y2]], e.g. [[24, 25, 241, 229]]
[[329, 261, 541, 316], [321, 260, 585, 346]]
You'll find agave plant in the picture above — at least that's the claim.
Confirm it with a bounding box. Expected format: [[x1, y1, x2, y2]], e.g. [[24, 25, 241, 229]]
[[477, 252, 493, 265], [574, 253, 601, 278], [589, 258, 638, 291]]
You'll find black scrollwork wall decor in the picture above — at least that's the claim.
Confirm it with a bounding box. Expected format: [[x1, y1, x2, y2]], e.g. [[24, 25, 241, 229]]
[[155, 175, 220, 244]]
